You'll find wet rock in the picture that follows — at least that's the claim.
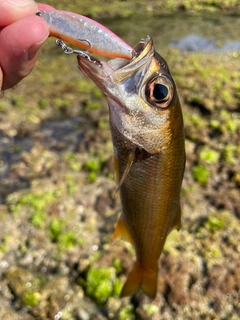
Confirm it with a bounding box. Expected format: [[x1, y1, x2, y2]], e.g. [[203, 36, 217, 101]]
[[172, 34, 215, 52], [172, 34, 240, 52]]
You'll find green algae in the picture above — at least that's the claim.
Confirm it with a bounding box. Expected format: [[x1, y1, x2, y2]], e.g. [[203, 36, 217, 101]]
[[143, 303, 159, 316], [8, 190, 56, 227], [64, 153, 82, 172], [118, 304, 136, 320], [49, 217, 84, 249], [22, 291, 42, 307], [112, 258, 123, 274], [84, 155, 106, 182], [222, 144, 238, 164], [85, 267, 122, 303], [199, 146, 219, 164], [192, 164, 210, 185], [205, 215, 225, 232]]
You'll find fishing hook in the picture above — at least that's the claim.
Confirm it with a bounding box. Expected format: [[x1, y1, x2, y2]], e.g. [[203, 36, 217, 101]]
[[55, 38, 91, 61], [78, 38, 92, 52]]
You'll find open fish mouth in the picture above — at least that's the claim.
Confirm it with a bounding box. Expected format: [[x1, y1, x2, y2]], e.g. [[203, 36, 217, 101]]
[[77, 36, 158, 104], [77, 36, 154, 82]]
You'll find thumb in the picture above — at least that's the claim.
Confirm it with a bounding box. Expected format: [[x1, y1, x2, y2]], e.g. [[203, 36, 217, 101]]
[[0, 0, 38, 27]]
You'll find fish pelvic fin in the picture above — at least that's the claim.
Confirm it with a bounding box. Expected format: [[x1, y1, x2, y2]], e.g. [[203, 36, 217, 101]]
[[113, 216, 134, 245], [121, 262, 158, 299]]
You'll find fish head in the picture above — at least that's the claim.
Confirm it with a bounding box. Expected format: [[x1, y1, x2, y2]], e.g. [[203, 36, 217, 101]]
[[78, 36, 182, 153]]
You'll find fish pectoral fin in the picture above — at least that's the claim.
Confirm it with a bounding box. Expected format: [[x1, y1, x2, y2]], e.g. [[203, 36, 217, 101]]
[[171, 202, 182, 231], [113, 216, 134, 245], [113, 150, 135, 195], [121, 262, 158, 299]]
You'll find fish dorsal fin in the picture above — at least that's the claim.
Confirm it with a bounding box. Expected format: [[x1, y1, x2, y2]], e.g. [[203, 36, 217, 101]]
[[114, 150, 135, 195], [113, 215, 134, 245]]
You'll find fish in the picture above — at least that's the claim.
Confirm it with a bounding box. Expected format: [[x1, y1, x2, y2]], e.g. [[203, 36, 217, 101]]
[[36, 10, 135, 59], [77, 36, 185, 299]]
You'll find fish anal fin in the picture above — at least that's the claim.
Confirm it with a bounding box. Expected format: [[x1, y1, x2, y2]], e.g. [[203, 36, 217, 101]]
[[121, 262, 158, 299], [170, 202, 182, 231], [113, 150, 135, 195], [113, 216, 133, 245]]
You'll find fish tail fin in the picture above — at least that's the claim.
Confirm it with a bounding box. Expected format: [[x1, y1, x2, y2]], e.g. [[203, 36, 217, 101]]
[[121, 262, 158, 299]]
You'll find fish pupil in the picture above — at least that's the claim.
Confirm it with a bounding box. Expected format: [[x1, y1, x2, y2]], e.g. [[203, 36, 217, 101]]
[[153, 84, 168, 100]]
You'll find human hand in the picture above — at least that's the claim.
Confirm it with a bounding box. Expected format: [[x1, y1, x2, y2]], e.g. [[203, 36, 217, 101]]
[[0, 1, 53, 90]]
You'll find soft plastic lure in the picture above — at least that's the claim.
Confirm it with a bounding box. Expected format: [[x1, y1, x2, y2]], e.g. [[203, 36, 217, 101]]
[[36, 10, 135, 59]]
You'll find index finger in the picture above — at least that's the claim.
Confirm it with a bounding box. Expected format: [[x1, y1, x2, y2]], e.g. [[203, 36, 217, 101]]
[[0, 0, 38, 27]]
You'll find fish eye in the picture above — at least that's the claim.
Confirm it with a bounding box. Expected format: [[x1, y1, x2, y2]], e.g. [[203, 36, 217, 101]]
[[145, 74, 174, 109], [153, 83, 168, 100]]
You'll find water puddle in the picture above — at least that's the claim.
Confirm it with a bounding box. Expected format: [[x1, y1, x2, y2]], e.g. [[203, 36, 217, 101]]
[[101, 12, 240, 52]]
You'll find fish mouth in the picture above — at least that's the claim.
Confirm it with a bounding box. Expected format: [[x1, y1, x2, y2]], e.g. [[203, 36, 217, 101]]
[[77, 36, 154, 95]]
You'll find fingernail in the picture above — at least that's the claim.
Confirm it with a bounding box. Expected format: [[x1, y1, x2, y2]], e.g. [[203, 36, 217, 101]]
[[6, 0, 35, 7], [28, 35, 48, 60]]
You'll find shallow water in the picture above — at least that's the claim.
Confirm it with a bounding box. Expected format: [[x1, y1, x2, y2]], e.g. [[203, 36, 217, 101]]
[[100, 12, 240, 51]]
